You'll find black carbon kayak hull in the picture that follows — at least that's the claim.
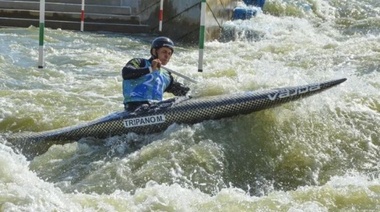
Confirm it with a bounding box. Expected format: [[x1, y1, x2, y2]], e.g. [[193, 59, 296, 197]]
[[7, 78, 347, 145]]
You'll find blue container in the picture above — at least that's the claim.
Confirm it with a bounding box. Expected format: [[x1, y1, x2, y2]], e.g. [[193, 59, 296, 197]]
[[232, 7, 257, 20], [243, 0, 265, 8]]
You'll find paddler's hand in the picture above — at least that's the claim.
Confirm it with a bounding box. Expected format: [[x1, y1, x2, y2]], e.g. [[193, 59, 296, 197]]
[[151, 59, 162, 72]]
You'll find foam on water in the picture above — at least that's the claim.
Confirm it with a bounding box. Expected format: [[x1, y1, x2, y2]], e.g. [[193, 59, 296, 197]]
[[1, 0, 380, 210]]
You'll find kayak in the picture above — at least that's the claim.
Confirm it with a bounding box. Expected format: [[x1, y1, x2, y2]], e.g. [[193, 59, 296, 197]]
[[7, 78, 346, 148]]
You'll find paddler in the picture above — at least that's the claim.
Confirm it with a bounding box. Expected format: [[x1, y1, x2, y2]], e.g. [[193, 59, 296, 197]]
[[121, 36, 190, 112]]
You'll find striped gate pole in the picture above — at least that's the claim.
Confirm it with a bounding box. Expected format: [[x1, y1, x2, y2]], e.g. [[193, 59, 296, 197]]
[[38, 0, 45, 68], [159, 0, 163, 31], [198, 0, 206, 72], [80, 0, 85, 31]]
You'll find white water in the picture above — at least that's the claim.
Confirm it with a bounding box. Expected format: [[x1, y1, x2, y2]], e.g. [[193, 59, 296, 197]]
[[1, 0, 380, 211]]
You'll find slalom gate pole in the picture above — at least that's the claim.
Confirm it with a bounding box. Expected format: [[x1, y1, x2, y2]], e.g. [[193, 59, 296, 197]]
[[159, 0, 163, 31], [198, 0, 206, 72], [38, 0, 45, 68], [80, 0, 85, 31]]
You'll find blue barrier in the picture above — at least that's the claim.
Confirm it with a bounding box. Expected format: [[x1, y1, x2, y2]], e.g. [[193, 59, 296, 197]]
[[232, 0, 265, 20], [232, 7, 257, 20], [243, 0, 265, 8]]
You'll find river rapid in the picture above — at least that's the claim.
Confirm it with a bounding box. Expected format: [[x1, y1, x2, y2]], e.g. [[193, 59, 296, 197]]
[[1, 0, 379, 211]]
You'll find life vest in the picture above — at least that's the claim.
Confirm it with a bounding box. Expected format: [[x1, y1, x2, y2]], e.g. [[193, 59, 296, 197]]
[[123, 60, 171, 103]]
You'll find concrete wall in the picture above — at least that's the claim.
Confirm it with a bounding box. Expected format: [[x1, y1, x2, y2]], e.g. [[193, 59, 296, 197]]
[[0, 0, 148, 33], [139, 0, 239, 43], [0, 0, 238, 43], [142, 0, 202, 43]]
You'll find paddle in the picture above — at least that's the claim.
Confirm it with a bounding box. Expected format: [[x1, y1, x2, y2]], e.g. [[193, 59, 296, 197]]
[[162, 66, 198, 83]]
